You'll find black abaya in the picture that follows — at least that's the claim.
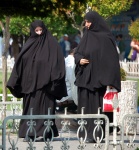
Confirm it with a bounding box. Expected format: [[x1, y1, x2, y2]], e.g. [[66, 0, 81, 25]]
[[7, 20, 67, 138], [19, 87, 58, 138], [78, 87, 113, 139], [74, 11, 121, 141], [7, 20, 67, 99]]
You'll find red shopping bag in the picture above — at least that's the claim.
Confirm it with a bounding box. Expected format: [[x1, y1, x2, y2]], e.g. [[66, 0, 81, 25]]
[[103, 86, 119, 112]]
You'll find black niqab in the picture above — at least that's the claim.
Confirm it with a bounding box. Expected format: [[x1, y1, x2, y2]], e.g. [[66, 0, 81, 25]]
[[74, 11, 121, 92], [7, 20, 67, 99]]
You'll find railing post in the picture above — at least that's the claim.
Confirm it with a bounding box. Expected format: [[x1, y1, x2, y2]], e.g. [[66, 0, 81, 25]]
[[112, 94, 119, 150]]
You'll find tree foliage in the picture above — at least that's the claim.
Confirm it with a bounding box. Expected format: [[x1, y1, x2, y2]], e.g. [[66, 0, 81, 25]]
[[0, 0, 85, 18], [128, 18, 139, 41], [0, 0, 66, 17], [0, 0, 134, 37], [64, 0, 134, 18], [61, 0, 134, 37], [87, 0, 133, 18]]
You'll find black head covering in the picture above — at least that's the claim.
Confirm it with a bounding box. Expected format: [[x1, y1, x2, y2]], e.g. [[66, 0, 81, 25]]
[[30, 20, 47, 37], [74, 11, 121, 92], [7, 20, 67, 99], [84, 11, 112, 33]]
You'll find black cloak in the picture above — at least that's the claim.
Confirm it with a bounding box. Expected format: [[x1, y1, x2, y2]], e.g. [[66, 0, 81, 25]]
[[74, 11, 121, 92], [7, 20, 67, 99]]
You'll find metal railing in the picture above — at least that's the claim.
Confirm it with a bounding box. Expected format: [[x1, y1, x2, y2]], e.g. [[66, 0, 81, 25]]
[[0, 108, 139, 150], [0, 94, 22, 123], [0, 95, 139, 149], [0, 108, 110, 150]]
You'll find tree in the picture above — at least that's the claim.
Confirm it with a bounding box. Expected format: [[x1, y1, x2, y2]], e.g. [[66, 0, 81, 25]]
[[65, 0, 134, 36], [0, 17, 10, 102]]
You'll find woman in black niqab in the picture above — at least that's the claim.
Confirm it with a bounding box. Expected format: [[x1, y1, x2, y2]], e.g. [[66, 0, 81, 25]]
[[74, 11, 121, 142], [7, 20, 67, 139]]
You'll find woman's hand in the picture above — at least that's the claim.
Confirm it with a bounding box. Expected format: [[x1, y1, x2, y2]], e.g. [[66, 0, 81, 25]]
[[80, 59, 89, 65]]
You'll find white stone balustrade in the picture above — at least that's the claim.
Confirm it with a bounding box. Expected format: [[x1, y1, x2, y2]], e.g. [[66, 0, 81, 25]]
[[120, 61, 139, 77], [118, 80, 138, 133]]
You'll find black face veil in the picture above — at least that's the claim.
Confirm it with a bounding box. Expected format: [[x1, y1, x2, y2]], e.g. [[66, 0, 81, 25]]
[[7, 20, 67, 99]]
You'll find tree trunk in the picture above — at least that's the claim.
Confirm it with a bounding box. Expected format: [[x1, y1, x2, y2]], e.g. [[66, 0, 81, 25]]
[[2, 56, 7, 102], [11, 34, 20, 61], [1, 16, 10, 102]]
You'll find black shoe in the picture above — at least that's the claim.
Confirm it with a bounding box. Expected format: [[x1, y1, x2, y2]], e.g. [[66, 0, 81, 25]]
[[85, 138, 95, 143]]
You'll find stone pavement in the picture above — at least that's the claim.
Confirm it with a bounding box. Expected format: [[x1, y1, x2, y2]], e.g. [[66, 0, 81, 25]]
[[1, 111, 139, 150]]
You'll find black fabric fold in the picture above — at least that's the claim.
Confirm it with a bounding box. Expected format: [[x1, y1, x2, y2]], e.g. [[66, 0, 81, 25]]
[[74, 11, 121, 92], [7, 20, 67, 99]]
